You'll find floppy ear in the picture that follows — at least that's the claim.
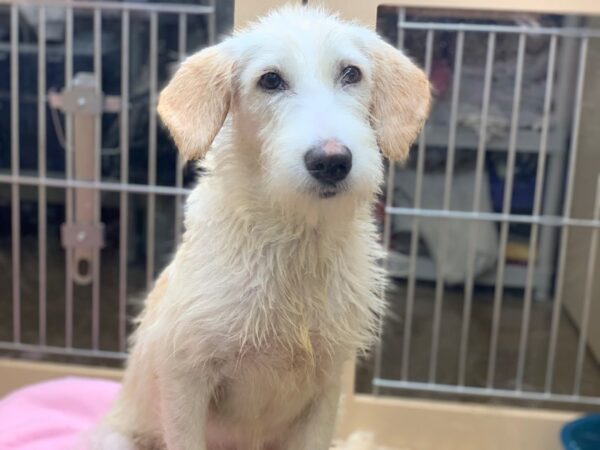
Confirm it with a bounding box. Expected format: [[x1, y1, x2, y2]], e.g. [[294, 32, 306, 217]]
[[371, 40, 431, 162], [157, 45, 232, 160]]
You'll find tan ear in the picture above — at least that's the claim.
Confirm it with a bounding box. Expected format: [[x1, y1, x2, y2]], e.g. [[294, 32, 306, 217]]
[[157, 45, 232, 160], [371, 41, 432, 162]]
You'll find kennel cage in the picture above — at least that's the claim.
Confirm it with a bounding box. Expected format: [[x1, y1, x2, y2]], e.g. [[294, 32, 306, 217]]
[[1, 0, 600, 448], [362, 5, 600, 408]]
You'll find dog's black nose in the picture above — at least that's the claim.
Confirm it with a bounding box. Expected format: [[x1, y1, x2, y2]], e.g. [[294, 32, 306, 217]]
[[304, 141, 352, 184]]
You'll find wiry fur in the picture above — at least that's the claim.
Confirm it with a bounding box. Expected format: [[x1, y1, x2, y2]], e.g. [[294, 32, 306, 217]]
[[93, 6, 430, 450]]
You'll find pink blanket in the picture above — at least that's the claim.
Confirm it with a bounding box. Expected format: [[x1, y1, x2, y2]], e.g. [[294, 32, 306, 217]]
[[0, 377, 120, 450]]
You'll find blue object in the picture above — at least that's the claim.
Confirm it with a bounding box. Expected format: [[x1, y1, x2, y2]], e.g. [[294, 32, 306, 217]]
[[487, 154, 537, 213], [561, 414, 600, 450]]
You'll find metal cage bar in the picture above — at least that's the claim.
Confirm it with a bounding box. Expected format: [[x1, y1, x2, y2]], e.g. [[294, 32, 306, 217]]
[[374, 6, 406, 394], [515, 35, 558, 391], [91, 7, 103, 351], [5, 173, 600, 225], [373, 378, 600, 407], [545, 37, 589, 393], [0, 0, 214, 15], [428, 29, 464, 383], [457, 31, 496, 386], [64, 5, 74, 348], [119, 10, 131, 353], [486, 33, 526, 388], [37, 5, 47, 346], [10, 4, 21, 344], [146, 11, 158, 290], [175, 13, 187, 248], [208, 0, 216, 46], [398, 20, 600, 39], [400, 27, 434, 382], [573, 176, 600, 395]]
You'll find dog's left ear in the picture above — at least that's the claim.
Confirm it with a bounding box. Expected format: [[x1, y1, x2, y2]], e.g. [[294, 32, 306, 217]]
[[158, 45, 232, 160], [370, 40, 431, 162]]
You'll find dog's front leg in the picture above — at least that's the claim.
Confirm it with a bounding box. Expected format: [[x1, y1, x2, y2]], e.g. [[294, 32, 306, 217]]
[[285, 380, 342, 450], [158, 368, 216, 450]]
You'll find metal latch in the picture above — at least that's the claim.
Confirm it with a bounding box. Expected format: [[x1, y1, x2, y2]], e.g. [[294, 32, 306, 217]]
[[51, 73, 120, 285]]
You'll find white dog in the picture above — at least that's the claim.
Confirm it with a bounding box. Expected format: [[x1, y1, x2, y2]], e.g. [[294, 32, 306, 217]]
[[94, 6, 430, 450]]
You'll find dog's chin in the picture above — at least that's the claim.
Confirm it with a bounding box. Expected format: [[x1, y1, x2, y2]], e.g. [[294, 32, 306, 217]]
[[312, 182, 349, 200]]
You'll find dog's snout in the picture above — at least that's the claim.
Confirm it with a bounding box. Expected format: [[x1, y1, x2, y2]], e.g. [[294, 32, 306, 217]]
[[304, 140, 352, 184]]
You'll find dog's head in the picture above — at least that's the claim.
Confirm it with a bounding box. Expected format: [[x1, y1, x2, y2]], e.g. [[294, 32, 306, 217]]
[[158, 6, 430, 207]]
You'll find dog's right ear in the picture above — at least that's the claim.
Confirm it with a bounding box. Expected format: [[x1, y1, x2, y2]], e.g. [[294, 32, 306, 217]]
[[157, 45, 232, 160]]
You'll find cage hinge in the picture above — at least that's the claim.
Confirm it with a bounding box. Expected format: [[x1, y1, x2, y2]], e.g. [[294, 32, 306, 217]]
[[53, 72, 115, 286]]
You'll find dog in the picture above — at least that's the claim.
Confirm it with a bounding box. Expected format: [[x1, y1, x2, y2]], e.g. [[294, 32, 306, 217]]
[[92, 6, 430, 450]]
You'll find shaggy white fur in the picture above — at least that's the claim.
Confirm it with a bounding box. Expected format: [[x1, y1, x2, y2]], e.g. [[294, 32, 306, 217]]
[[92, 6, 430, 450]]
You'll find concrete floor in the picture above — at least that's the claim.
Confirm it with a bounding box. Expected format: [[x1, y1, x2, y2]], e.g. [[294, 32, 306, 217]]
[[0, 236, 146, 355], [355, 281, 600, 410]]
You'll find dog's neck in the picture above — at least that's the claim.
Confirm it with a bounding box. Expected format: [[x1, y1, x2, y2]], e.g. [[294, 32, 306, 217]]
[[180, 181, 384, 359]]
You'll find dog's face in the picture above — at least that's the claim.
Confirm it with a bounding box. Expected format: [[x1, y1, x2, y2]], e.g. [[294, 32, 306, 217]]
[[158, 7, 430, 207]]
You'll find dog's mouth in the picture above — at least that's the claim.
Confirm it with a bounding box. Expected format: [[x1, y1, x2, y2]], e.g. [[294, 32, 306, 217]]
[[319, 190, 337, 199], [313, 182, 348, 199]]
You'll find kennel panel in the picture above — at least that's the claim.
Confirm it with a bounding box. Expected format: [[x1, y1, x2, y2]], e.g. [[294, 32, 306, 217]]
[[0, 0, 225, 363], [313, 0, 600, 411]]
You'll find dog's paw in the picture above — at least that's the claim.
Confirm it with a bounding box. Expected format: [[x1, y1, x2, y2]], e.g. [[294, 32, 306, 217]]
[[332, 431, 401, 450], [87, 426, 135, 450]]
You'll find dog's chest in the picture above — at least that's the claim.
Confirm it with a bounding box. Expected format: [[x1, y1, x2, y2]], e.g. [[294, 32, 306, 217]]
[[209, 345, 333, 435], [176, 211, 381, 358], [198, 242, 368, 356]]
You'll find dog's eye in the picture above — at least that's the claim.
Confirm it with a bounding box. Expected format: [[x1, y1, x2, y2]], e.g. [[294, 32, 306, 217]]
[[341, 65, 362, 85], [259, 72, 286, 91]]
